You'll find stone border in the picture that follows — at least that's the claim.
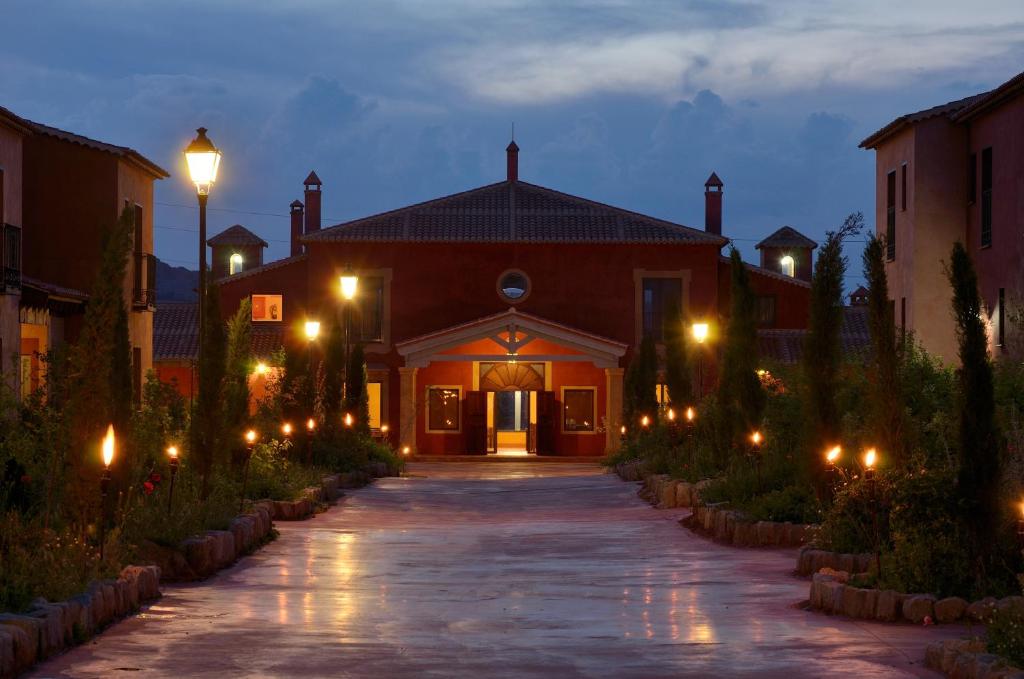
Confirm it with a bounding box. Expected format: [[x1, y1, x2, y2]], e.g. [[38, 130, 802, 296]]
[[0, 565, 161, 678], [807, 572, 1018, 625], [796, 547, 873, 576], [681, 504, 816, 548], [925, 639, 1024, 678]]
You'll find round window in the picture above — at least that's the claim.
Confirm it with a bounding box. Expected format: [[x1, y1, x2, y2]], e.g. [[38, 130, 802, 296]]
[[497, 269, 531, 304]]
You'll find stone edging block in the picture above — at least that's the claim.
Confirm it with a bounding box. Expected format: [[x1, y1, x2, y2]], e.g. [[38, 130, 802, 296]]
[[925, 639, 1024, 678]]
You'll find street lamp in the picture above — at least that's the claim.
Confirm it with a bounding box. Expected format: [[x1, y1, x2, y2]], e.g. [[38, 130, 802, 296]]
[[167, 445, 180, 513], [691, 322, 709, 397], [339, 268, 359, 400], [184, 127, 222, 378], [99, 425, 115, 561], [240, 430, 257, 512]]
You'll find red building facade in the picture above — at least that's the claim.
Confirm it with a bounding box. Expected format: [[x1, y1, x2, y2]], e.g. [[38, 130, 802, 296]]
[[208, 143, 812, 456]]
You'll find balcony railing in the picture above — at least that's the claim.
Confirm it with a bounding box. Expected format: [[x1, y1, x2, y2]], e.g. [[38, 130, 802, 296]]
[[2, 223, 21, 293], [133, 252, 157, 308]]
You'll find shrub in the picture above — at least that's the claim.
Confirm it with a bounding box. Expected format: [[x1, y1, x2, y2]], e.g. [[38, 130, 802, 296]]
[[244, 440, 324, 501], [816, 475, 884, 554], [988, 605, 1024, 667], [743, 484, 819, 524]]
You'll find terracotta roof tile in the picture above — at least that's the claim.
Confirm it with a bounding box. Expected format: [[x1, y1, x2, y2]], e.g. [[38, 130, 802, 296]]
[[755, 226, 817, 250], [207, 224, 269, 247], [305, 180, 726, 245], [859, 92, 990, 149], [154, 301, 285, 361], [758, 306, 871, 364], [26, 120, 169, 178]]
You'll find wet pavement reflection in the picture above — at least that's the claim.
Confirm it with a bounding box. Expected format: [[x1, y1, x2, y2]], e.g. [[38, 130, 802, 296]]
[[31, 461, 963, 678]]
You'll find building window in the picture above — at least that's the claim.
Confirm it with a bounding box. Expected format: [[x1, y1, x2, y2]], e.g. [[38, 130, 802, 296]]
[[642, 277, 682, 342], [426, 387, 460, 432], [981, 147, 992, 248], [757, 296, 777, 326], [900, 163, 907, 211], [886, 170, 896, 260], [3, 223, 21, 290], [655, 383, 670, 408], [368, 381, 382, 429], [563, 388, 595, 432], [229, 253, 244, 275], [998, 288, 1005, 348], [968, 153, 977, 205], [779, 255, 795, 278], [355, 276, 384, 343], [497, 269, 531, 304]]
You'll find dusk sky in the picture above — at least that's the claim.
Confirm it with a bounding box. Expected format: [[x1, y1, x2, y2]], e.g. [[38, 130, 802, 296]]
[[4, 1, 1022, 285]]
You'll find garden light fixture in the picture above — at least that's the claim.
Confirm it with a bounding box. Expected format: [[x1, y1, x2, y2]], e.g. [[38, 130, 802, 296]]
[[184, 127, 222, 196], [691, 323, 709, 344], [340, 270, 359, 301], [99, 425, 115, 560], [240, 430, 258, 512], [304, 320, 321, 341], [167, 445, 180, 513]]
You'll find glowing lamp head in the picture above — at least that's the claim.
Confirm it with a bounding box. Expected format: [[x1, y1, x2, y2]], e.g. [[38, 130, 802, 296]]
[[667, 408, 676, 422], [640, 415, 650, 428], [254, 361, 268, 375], [685, 407, 696, 422], [864, 448, 877, 470], [344, 412, 354, 428], [245, 429, 258, 446], [620, 425, 627, 435], [692, 322, 709, 344], [381, 424, 389, 434], [101, 425, 115, 468], [304, 320, 321, 341], [183, 127, 222, 196], [750, 430, 763, 447], [282, 422, 293, 437], [339, 273, 359, 301], [306, 417, 316, 432], [826, 445, 841, 464], [1018, 500, 1024, 521], [167, 445, 179, 460], [402, 445, 411, 456]]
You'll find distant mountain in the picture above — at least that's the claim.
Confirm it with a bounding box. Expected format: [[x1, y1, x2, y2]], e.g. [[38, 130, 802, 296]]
[[156, 259, 198, 302]]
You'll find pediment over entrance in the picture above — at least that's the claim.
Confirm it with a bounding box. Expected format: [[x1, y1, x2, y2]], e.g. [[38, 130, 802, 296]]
[[395, 308, 627, 369]]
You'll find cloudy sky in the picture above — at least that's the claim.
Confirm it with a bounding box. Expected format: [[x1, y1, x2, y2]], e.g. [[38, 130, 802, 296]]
[[4, 1, 1022, 284]]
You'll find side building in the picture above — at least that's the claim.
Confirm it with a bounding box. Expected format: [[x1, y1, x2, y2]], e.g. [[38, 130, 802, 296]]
[[162, 142, 816, 456], [859, 69, 1024, 361], [0, 104, 167, 400]]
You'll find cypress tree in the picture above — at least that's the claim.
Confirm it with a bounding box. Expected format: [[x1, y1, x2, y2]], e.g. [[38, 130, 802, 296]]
[[717, 247, 765, 450], [191, 281, 226, 498], [663, 298, 692, 410], [320, 315, 346, 422], [109, 302, 133, 432], [343, 343, 370, 435], [222, 299, 252, 451], [624, 334, 659, 429], [802, 213, 859, 494], [862, 234, 905, 464], [948, 241, 1000, 585]]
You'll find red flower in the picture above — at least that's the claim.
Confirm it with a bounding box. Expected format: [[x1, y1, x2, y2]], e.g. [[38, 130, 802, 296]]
[[143, 481, 155, 495], [20, 475, 31, 484], [149, 472, 162, 484]]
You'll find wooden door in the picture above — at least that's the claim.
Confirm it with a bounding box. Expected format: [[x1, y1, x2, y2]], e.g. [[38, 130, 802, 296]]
[[535, 391, 557, 455], [464, 391, 487, 455]]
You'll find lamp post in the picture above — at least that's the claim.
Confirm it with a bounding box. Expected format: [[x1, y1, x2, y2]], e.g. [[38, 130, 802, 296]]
[[306, 417, 316, 465], [691, 322, 709, 397], [343, 412, 354, 428], [684, 407, 696, 439], [99, 425, 115, 561], [167, 445, 180, 513], [240, 430, 257, 513], [339, 269, 359, 400], [281, 423, 293, 457], [619, 425, 627, 446], [863, 448, 881, 578], [183, 127, 222, 376]]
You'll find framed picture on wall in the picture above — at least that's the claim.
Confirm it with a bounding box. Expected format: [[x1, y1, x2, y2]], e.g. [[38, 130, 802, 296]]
[[251, 294, 283, 322]]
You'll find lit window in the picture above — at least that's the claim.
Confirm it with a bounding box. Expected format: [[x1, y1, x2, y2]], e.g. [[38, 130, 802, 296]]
[[427, 387, 460, 432], [368, 382, 382, 429], [655, 383, 670, 407], [229, 253, 244, 275], [779, 255, 795, 278], [563, 388, 595, 432]]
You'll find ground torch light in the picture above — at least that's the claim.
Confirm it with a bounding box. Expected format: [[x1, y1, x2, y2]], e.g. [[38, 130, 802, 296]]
[[749, 430, 764, 490], [684, 407, 696, 437], [240, 430, 258, 513], [863, 448, 881, 578], [282, 422, 293, 439], [167, 446, 180, 513], [640, 415, 650, 429], [402, 445, 411, 456], [99, 425, 115, 561], [306, 418, 316, 465], [619, 425, 627, 445], [344, 412, 354, 428]]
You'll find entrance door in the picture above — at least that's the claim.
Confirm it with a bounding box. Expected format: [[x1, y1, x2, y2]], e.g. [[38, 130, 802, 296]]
[[464, 391, 487, 455], [494, 391, 530, 454], [535, 391, 556, 455]]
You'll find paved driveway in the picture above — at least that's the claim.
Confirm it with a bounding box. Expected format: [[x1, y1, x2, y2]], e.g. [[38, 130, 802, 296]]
[[32, 460, 964, 678]]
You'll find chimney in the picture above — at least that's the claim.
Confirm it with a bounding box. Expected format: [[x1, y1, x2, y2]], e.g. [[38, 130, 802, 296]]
[[704, 171, 723, 235], [506, 141, 519, 183], [303, 171, 322, 236], [290, 200, 304, 256]]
